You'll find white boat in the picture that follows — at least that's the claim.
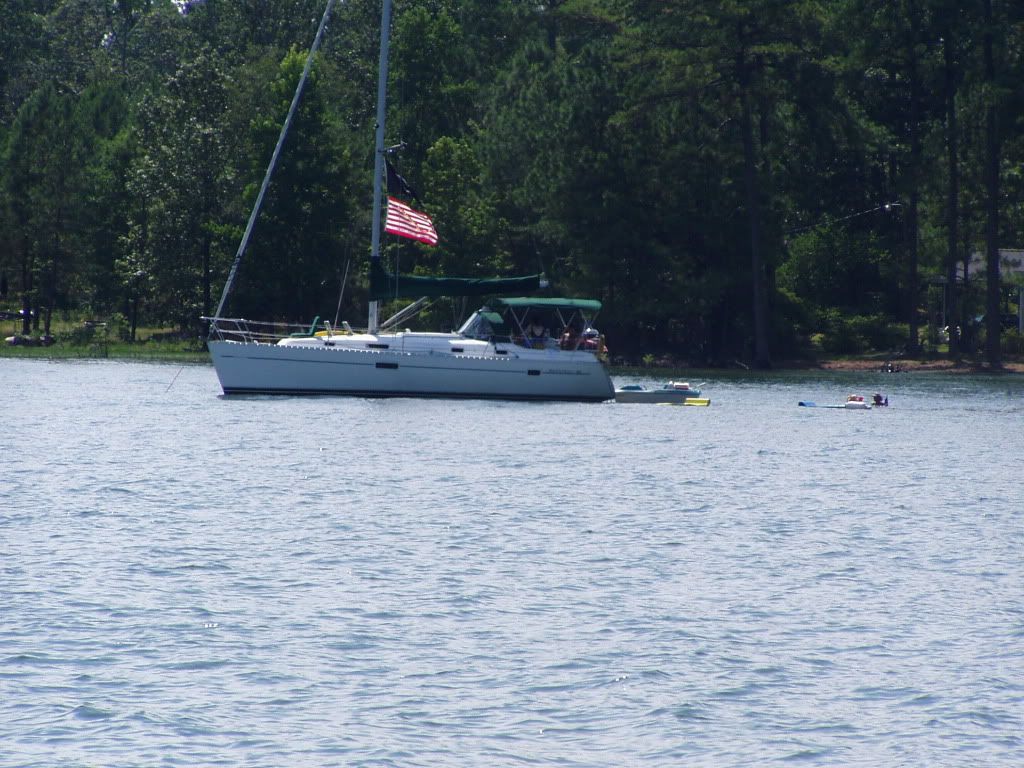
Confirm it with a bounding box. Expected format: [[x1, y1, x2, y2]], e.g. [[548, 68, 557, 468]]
[[798, 395, 882, 410], [205, 0, 614, 402], [614, 381, 704, 404], [209, 298, 613, 401]]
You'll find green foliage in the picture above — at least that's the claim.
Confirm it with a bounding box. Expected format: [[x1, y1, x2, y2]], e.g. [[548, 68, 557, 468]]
[[1002, 330, 1024, 355], [819, 310, 907, 355], [422, 136, 505, 275], [3, 82, 88, 334], [61, 322, 105, 347], [391, 6, 476, 165], [819, 310, 866, 355], [229, 46, 357, 322], [1, 0, 1023, 362], [779, 225, 895, 313], [772, 288, 817, 359]]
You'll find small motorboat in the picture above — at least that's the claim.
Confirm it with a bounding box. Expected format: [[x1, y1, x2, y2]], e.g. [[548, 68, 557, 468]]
[[615, 381, 705, 404]]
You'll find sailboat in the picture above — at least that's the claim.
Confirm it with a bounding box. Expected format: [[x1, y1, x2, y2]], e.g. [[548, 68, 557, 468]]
[[205, 0, 614, 402]]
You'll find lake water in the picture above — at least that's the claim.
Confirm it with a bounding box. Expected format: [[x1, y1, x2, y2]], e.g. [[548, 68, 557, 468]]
[[2, 358, 1023, 767]]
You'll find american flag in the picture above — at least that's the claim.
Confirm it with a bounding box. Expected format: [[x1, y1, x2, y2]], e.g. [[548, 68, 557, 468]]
[[385, 196, 438, 246]]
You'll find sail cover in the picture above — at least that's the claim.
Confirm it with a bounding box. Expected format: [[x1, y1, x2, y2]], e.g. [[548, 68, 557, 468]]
[[370, 261, 542, 300]]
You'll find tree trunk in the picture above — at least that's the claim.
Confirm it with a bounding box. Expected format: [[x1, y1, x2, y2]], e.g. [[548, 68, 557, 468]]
[[20, 242, 31, 336], [202, 231, 212, 338], [45, 210, 62, 340], [43, 250, 56, 338], [943, 32, 961, 360], [905, 0, 921, 355], [983, 0, 1001, 367], [738, 56, 770, 369]]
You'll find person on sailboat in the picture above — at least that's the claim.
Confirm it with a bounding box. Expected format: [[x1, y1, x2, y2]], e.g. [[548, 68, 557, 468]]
[[560, 324, 580, 350], [526, 318, 549, 348]]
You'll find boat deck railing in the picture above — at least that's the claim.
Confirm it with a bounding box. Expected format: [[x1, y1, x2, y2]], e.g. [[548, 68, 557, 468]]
[[204, 316, 337, 344]]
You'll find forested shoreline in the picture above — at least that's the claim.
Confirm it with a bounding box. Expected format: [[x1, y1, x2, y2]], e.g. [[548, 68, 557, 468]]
[[1, 0, 1022, 367]]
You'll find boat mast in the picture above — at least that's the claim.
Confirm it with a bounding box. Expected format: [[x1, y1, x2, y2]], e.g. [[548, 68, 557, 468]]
[[212, 0, 338, 325], [368, 0, 393, 334]]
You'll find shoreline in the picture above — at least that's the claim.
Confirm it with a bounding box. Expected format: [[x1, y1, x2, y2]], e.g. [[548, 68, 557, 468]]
[[813, 357, 1024, 375], [2, 343, 1022, 374]]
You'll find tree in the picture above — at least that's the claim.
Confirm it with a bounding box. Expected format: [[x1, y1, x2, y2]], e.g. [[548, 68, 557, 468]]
[[105, 0, 155, 75], [618, 0, 846, 364], [0, 0, 1021, 361], [830, 0, 943, 355], [938, 3, 965, 359], [123, 52, 240, 336], [480, 24, 639, 330], [228, 47, 357, 322], [390, 5, 476, 168], [71, 78, 136, 318], [0, 0, 45, 123], [3, 83, 85, 337], [981, 0, 1001, 367]]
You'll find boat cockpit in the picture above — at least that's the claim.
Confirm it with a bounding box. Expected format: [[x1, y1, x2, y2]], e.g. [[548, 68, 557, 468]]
[[458, 298, 606, 354]]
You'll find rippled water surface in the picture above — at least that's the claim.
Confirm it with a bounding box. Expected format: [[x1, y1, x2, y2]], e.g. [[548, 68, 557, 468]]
[[2, 359, 1023, 767]]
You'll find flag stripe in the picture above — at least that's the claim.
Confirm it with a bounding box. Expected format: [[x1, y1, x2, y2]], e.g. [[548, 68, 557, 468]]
[[385, 196, 438, 246]]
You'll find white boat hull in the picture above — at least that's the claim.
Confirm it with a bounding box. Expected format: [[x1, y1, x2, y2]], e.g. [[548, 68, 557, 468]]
[[209, 336, 614, 401], [798, 401, 873, 410]]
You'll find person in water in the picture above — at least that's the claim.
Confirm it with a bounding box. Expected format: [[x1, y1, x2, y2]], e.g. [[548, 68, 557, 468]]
[[872, 393, 888, 407]]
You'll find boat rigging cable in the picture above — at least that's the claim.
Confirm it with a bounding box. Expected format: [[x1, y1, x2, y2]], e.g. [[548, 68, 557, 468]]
[[333, 258, 351, 328], [212, 0, 339, 325]]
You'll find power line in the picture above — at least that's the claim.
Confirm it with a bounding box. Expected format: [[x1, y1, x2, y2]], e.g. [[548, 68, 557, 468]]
[[785, 202, 901, 235]]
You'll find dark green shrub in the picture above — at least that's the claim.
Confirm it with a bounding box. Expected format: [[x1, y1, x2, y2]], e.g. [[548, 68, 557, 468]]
[[772, 289, 816, 358], [62, 325, 97, 345], [817, 311, 905, 354], [819, 309, 864, 354], [1003, 330, 1024, 355], [848, 314, 906, 351]]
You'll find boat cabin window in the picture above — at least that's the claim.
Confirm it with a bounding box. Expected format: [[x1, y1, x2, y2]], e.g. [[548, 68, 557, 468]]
[[458, 310, 507, 341]]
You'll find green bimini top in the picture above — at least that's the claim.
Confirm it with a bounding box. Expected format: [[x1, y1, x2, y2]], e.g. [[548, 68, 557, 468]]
[[492, 297, 603, 313]]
